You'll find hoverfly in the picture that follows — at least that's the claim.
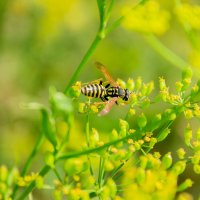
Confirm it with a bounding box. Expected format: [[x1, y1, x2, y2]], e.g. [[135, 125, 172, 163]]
[[81, 62, 131, 115]]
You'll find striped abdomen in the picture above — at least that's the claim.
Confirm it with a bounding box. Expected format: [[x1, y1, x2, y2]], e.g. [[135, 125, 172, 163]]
[[81, 84, 106, 98]]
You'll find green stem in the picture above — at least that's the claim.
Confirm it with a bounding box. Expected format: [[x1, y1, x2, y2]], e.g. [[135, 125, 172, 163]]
[[59, 122, 72, 152], [98, 157, 105, 188], [16, 165, 50, 200], [64, 0, 148, 95], [12, 132, 45, 198], [85, 112, 95, 176], [144, 34, 200, 78], [22, 133, 45, 176], [56, 133, 134, 161], [86, 113, 90, 146], [53, 168, 63, 183], [64, 34, 102, 94], [144, 34, 189, 70]]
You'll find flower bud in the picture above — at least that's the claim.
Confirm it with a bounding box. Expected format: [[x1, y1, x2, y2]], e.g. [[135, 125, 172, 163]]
[[191, 154, 200, 165], [184, 109, 193, 119], [126, 78, 135, 91], [135, 77, 142, 90], [146, 81, 154, 95], [157, 128, 170, 142], [175, 81, 183, 92], [136, 168, 145, 185], [171, 161, 186, 175], [177, 148, 186, 159], [90, 104, 99, 113], [78, 103, 86, 113], [137, 113, 147, 129], [193, 164, 200, 174], [162, 152, 172, 169], [177, 179, 193, 192], [117, 78, 126, 88], [159, 77, 167, 90], [184, 124, 193, 147], [110, 129, 118, 141]]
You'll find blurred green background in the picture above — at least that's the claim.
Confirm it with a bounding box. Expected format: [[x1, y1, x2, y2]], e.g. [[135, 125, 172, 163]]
[[0, 0, 200, 199]]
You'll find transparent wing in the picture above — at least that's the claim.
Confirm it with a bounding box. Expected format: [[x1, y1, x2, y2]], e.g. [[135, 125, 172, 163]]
[[98, 97, 118, 116], [95, 62, 118, 86]]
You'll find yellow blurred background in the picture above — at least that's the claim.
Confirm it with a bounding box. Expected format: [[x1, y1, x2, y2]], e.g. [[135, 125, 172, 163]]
[[0, 0, 200, 199]]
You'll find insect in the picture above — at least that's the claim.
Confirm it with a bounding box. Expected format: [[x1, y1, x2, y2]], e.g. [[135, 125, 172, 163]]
[[81, 62, 131, 115]]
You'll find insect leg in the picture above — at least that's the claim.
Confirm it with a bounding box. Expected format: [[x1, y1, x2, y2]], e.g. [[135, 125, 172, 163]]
[[100, 97, 106, 102], [105, 83, 110, 88], [104, 96, 109, 101], [98, 97, 118, 116]]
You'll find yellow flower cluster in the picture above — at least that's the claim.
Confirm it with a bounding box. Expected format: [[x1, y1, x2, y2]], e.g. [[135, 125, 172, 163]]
[[122, 1, 170, 35], [175, 3, 200, 30], [121, 153, 194, 200], [33, 0, 78, 40], [17, 172, 43, 188]]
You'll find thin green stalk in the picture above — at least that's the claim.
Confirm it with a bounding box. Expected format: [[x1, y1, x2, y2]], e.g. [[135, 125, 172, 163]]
[[85, 112, 95, 176], [64, 35, 102, 94], [12, 132, 45, 198], [53, 168, 63, 183], [98, 157, 105, 188], [110, 111, 179, 180], [86, 113, 90, 146], [16, 165, 51, 200], [64, 0, 148, 95], [144, 34, 190, 70], [21, 133, 45, 176], [57, 133, 135, 161], [144, 34, 200, 78], [59, 121, 72, 152]]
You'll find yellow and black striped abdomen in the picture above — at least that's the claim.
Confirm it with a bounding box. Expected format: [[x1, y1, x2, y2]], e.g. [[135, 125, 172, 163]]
[[81, 84, 106, 98]]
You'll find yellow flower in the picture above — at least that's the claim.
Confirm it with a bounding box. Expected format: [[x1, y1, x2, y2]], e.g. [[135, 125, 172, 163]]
[[175, 3, 200, 30], [122, 1, 170, 35]]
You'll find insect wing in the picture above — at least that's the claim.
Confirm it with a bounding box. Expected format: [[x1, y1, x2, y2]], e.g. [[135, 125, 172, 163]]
[[95, 62, 118, 86], [98, 97, 118, 116]]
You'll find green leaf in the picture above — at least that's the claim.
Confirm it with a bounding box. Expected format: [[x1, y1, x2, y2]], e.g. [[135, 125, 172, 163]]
[[184, 124, 193, 148]]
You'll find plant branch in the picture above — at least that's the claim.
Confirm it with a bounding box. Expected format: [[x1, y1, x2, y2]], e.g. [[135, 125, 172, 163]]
[[56, 133, 134, 161], [64, 0, 148, 94], [144, 34, 200, 78], [16, 165, 50, 200], [64, 35, 102, 94], [12, 132, 45, 198]]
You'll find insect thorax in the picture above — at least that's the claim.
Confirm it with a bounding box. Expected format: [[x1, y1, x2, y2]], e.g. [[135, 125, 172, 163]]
[[106, 87, 125, 98]]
